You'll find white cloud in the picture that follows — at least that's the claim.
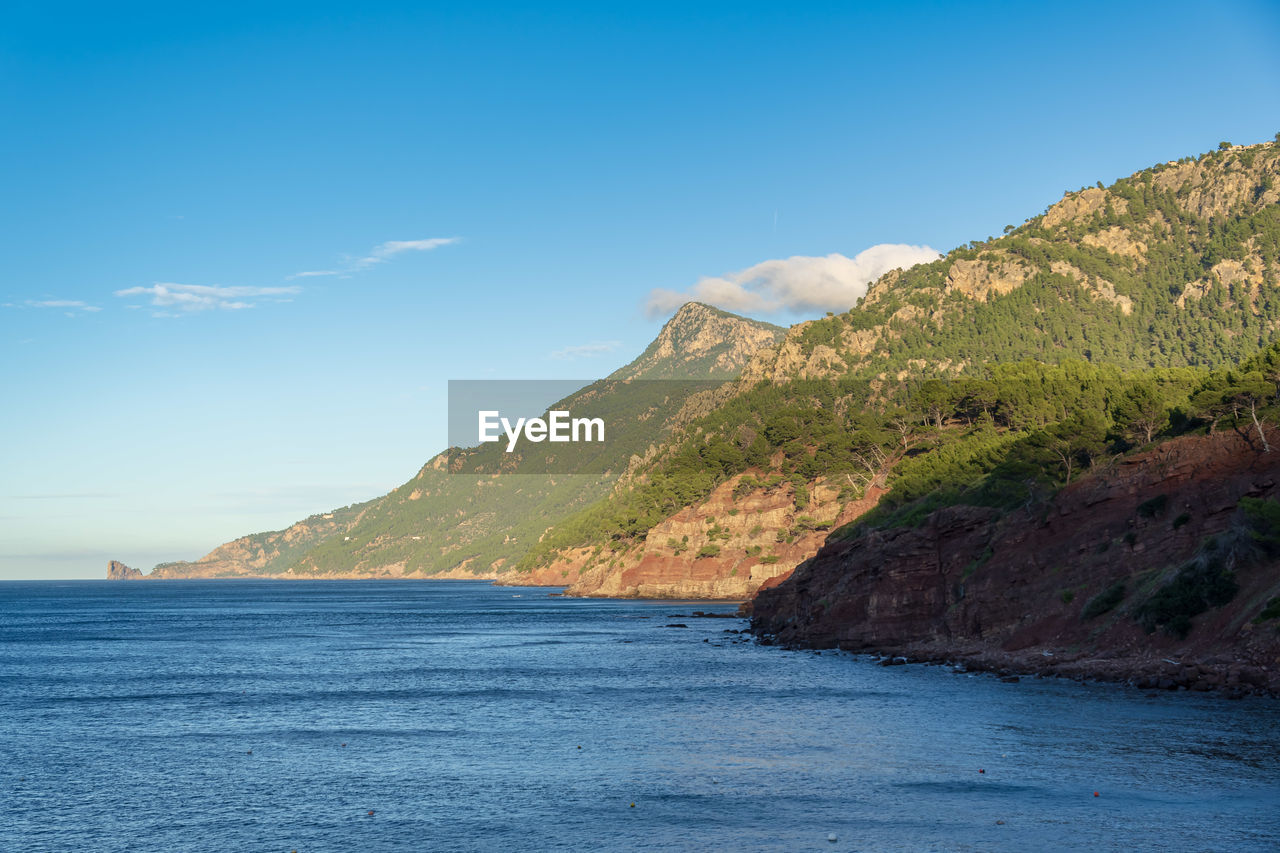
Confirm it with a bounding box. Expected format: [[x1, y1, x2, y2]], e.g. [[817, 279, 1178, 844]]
[[24, 299, 102, 312], [114, 283, 301, 314], [549, 340, 622, 360], [369, 237, 459, 259], [645, 243, 942, 318], [287, 270, 342, 279], [290, 236, 460, 279]]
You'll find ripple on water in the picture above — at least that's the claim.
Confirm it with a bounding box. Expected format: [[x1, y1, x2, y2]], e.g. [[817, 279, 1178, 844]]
[[1, 579, 1278, 853]]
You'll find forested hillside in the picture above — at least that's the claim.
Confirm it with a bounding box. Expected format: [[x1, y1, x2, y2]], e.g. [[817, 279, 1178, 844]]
[[514, 139, 1280, 594], [129, 303, 784, 579], [746, 138, 1280, 380], [119, 138, 1280, 601]]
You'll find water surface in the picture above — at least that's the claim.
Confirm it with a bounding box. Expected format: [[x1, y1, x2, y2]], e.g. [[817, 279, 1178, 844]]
[[2, 580, 1277, 851]]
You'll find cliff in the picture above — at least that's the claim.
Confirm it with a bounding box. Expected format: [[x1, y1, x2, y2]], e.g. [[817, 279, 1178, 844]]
[[106, 560, 144, 580], [502, 471, 885, 599], [609, 302, 785, 380], [750, 432, 1280, 695], [501, 470, 883, 598]]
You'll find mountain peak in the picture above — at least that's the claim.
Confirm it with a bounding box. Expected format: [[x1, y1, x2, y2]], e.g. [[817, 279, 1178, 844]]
[[668, 300, 739, 320], [612, 302, 786, 380], [744, 137, 1280, 382]]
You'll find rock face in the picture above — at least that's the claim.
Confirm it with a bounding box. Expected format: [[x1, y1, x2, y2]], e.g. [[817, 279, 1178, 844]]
[[750, 433, 1280, 695], [106, 560, 144, 580], [1150, 147, 1280, 219], [611, 302, 785, 380], [504, 472, 885, 599]]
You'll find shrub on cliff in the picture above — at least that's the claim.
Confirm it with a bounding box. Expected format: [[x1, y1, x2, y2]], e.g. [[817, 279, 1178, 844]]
[[1254, 596, 1280, 623], [1135, 547, 1239, 639], [1239, 496, 1280, 556], [1082, 580, 1126, 621], [1137, 494, 1169, 518]]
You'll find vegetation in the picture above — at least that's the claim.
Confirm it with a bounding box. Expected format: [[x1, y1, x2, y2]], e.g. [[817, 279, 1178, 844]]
[[1137, 495, 1168, 518], [287, 307, 784, 577], [1131, 497, 1280, 637], [513, 141, 1280, 569], [1081, 581, 1126, 621], [206, 139, 1280, 584], [1238, 496, 1280, 556], [1135, 551, 1239, 639], [1256, 596, 1280, 623], [521, 332, 1280, 569]]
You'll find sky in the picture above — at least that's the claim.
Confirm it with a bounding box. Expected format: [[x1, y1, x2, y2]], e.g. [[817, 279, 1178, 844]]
[[3, 1, 1279, 579]]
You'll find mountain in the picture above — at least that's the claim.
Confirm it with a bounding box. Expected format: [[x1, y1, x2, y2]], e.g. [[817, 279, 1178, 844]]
[[748, 334, 1280, 693], [145, 500, 373, 578], [743, 139, 1280, 381], [511, 138, 1280, 602], [114, 135, 1280, 640], [115, 303, 785, 579], [609, 302, 786, 380]]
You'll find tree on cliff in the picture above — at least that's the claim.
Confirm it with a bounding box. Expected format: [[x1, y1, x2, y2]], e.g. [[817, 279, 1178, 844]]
[[1191, 369, 1276, 452], [1113, 379, 1170, 446], [1043, 411, 1109, 483]]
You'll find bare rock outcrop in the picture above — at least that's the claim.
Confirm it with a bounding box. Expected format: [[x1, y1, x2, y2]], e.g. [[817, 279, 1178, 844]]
[[505, 472, 885, 599], [106, 560, 144, 580]]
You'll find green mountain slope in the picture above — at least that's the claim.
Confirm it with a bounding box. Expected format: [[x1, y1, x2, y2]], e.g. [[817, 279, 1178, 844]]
[[146, 499, 375, 578], [128, 303, 785, 579], [515, 138, 1280, 581], [745, 140, 1280, 382]]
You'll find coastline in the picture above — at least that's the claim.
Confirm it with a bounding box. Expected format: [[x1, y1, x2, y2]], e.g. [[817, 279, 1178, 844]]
[[96, 568, 1279, 696], [751, 634, 1280, 698]]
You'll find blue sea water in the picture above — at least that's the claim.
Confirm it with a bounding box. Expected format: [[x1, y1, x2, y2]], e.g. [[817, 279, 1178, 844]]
[[1, 580, 1277, 852]]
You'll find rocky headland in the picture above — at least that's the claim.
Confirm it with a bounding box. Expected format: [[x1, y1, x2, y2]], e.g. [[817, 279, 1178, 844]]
[[106, 560, 145, 580]]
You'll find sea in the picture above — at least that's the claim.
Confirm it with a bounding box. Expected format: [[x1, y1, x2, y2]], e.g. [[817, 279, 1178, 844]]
[[1, 580, 1277, 852]]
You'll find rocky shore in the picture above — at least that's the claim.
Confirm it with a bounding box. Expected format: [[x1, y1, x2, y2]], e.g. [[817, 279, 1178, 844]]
[[756, 640, 1280, 698]]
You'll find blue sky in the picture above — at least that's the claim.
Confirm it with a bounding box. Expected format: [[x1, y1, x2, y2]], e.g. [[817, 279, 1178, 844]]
[[3, 1, 1279, 578]]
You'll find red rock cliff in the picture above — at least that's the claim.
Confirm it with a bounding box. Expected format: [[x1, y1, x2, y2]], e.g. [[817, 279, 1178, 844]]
[[750, 433, 1280, 695], [503, 471, 884, 599]]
